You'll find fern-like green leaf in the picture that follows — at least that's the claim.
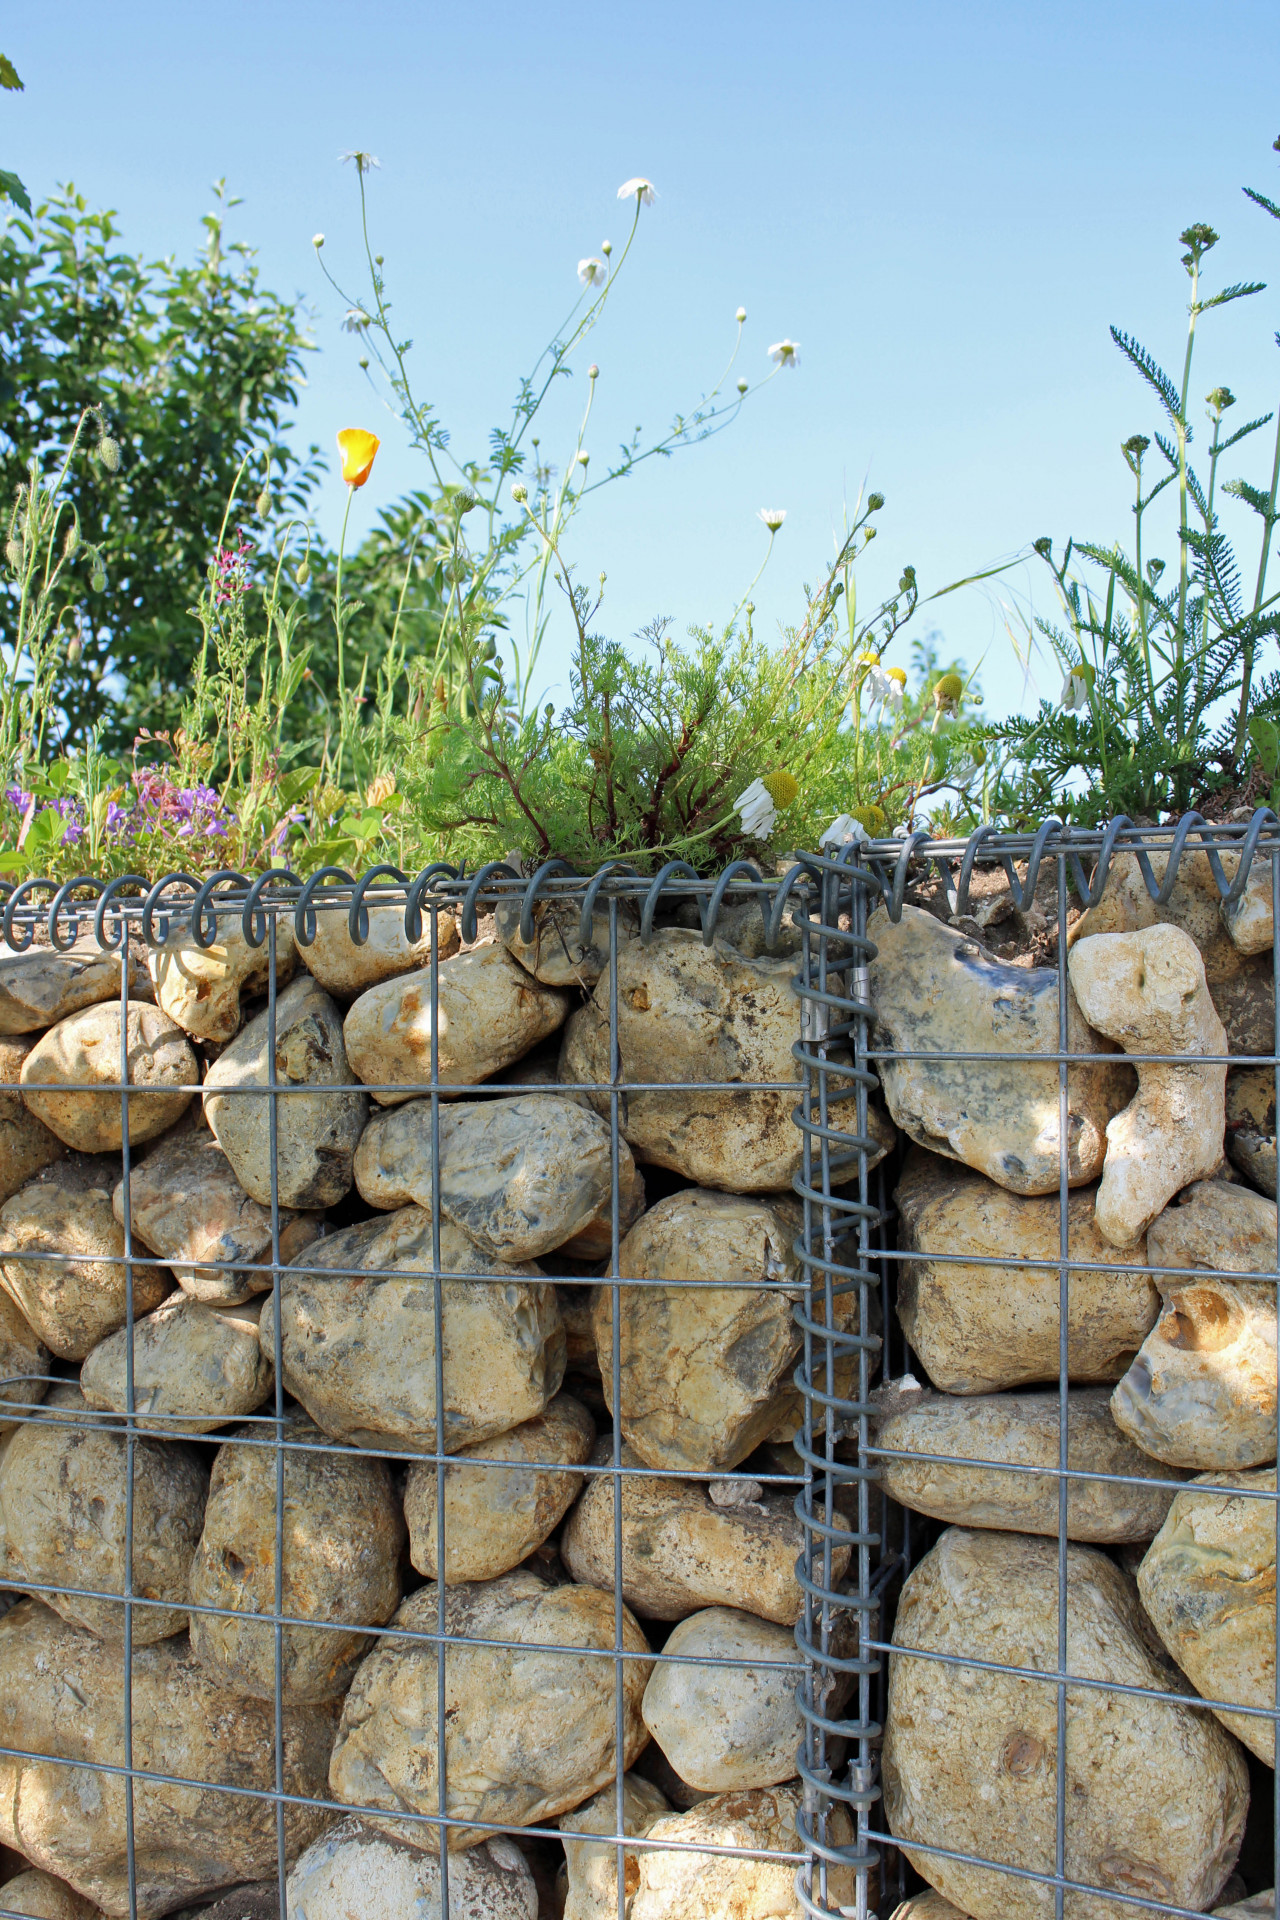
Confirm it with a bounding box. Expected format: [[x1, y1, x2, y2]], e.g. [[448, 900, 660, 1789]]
[[1110, 328, 1183, 423], [1199, 281, 1267, 312], [1224, 477, 1277, 518], [1244, 187, 1280, 222]]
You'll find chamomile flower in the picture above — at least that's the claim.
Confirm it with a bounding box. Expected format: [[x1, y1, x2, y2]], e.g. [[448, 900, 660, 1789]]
[[578, 257, 607, 287], [1060, 666, 1093, 711], [617, 177, 656, 205], [768, 339, 800, 369], [758, 508, 786, 532], [342, 308, 372, 333]]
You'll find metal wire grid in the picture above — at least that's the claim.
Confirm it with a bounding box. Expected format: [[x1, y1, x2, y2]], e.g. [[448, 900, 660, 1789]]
[[0, 856, 860, 1920], [803, 813, 1280, 1920]]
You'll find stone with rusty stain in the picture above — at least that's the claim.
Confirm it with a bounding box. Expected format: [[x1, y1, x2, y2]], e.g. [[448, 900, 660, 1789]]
[[894, 1149, 1159, 1395], [354, 1093, 644, 1262], [148, 915, 297, 1044], [203, 974, 368, 1208], [867, 903, 1131, 1197], [300, 900, 459, 998], [1111, 1181, 1278, 1470], [328, 1570, 651, 1850], [114, 1126, 325, 1306], [559, 1774, 671, 1920], [0, 1597, 337, 1918], [80, 1293, 273, 1435], [0, 1384, 206, 1643], [344, 942, 571, 1107], [1068, 924, 1228, 1246], [404, 1392, 594, 1583], [260, 1208, 565, 1454], [0, 1156, 170, 1360], [1139, 1469, 1277, 1766], [560, 927, 895, 1195], [563, 1438, 846, 1624], [188, 1413, 403, 1703], [21, 1002, 198, 1152], [883, 1527, 1249, 1920]]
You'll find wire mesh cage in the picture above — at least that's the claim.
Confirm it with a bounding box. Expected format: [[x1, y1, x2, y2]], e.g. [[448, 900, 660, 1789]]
[[0, 821, 1274, 1920]]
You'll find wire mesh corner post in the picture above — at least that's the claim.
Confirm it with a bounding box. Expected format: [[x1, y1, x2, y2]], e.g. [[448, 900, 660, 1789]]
[[793, 847, 884, 1920]]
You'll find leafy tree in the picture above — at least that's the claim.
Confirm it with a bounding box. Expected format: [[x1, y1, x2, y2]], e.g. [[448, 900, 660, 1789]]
[[0, 182, 322, 746]]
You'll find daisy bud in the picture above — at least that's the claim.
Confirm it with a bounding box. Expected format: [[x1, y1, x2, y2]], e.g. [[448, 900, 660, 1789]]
[[455, 488, 478, 515], [1033, 536, 1052, 557], [313, 234, 325, 247], [601, 240, 612, 256], [868, 491, 885, 511], [736, 307, 746, 322], [358, 356, 370, 370], [576, 451, 589, 467], [588, 364, 599, 380], [511, 483, 528, 504], [97, 436, 121, 473], [737, 379, 748, 394]]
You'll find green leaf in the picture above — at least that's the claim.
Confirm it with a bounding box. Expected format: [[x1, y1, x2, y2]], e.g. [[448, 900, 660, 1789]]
[[278, 764, 322, 807], [1110, 328, 1182, 423], [1244, 186, 1280, 223], [0, 56, 23, 91], [1198, 281, 1267, 312], [22, 807, 60, 853], [0, 169, 30, 214], [1249, 714, 1280, 776]]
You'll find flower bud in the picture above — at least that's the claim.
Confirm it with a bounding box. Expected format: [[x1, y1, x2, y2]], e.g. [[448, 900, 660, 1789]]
[[576, 451, 590, 467], [736, 379, 748, 394], [313, 233, 325, 247], [255, 490, 270, 517], [97, 436, 121, 473], [588, 363, 599, 380], [863, 525, 876, 541], [601, 240, 612, 256], [454, 488, 477, 515], [1033, 536, 1052, 556], [91, 568, 107, 592], [511, 483, 528, 504], [62, 521, 79, 554], [66, 636, 82, 665], [358, 355, 370, 370], [295, 561, 310, 586], [4, 535, 23, 571], [868, 491, 885, 511], [933, 672, 964, 708], [736, 307, 747, 322]]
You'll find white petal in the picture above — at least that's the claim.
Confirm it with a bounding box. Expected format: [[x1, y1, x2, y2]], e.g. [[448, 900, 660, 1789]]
[[617, 177, 656, 205]]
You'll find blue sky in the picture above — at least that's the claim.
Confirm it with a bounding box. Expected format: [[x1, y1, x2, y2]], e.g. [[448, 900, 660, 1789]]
[[6, 0, 1280, 720]]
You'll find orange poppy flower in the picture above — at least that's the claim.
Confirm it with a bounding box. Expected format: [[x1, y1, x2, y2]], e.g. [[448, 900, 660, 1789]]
[[337, 428, 380, 488]]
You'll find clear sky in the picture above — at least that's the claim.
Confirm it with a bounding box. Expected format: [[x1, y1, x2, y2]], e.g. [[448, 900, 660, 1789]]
[[6, 1, 1280, 721]]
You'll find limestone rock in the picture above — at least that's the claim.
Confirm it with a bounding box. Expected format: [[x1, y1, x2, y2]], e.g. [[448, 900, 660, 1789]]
[[189, 1414, 403, 1703], [641, 1607, 802, 1791], [1072, 846, 1274, 1055], [894, 1150, 1159, 1394], [0, 1035, 65, 1204], [0, 1156, 169, 1360], [21, 1002, 198, 1152], [80, 1293, 272, 1433], [876, 1384, 1185, 1542], [559, 1774, 671, 1920], [1226, 1067, 1276, 1196], [868, 904, 1130, 1195], [168, 1888, 277, 1920], [559, 927, 895, 1195], [148, 915, 297, 1044], [1138, 1469, 1277, 1765], [1220, 851, 1275, 956], [260, 1209, 565, 1453], [497, 892, 639, 989], [344, 942, 571, 1106], [593, 1189, 845, 1474], [1111, 1181, 1278, 1469], [0, 1385, 206, 1643], [882, 1527, 1250, 1920], [0, 1287, 46, 1433], [301, 899, 459, 998], [328, 1570, 651, 1850], [889, 1897, 968, 1920], [1214, 1896, 1275, 1920], [203, 975, 368, 1208], [1068, 924, 1228, 1246], [0, 938, 133, 1034], [286, 1821, 539, 1920], [115, 1126, 325, 1306], [630, 1784, 857, 1920], [0, 1868, 102, 1918], [355, 1093, 644, 1263], [562, 1439, 845, 1624], [0, 1598, 336, 1918], [404, 1391, 594, 1582]]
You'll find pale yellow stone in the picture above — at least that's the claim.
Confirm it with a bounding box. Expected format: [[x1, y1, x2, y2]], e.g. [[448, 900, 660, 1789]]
[[1226, 1066, 1277, 1196], [328, 1571, 651, 1850], [629, 1785, 857, 1920], [894, 1149, 1159, 1394], [0, 1386, 205, 1643], [355, 1093, 643, 1262], [404, 1392, 594, 1582], [0, 938, 132, 1034], [20, 1002, 198, 1151], [147, 915, 296, 1043], [343, 942, 571, 1106], [0, 1868, 103, 1919], [496, 893, 637, 989], [559, 1775, 671, 1920], [0, 1157, 170, 1360], [640, 1607, 803, 1790], [286, 1822, 539, 1920], [188, 1414, 403, 1702], [260, 1208, 565, 1454], [877, 1383, 1185, 1541], [1139, 1469, 1277, 1765], [1068, 924, 1228, 1246], [1112, 1181, 1278, 1469], [868, 904, 1130, 1195], [562, 1438, 846, 1624], [301, 899, 459, 997], [0, 1286, 46, 1434], [889, 1896, 968, 1920], [0, 1034, 65, 1203], [80, 1292, 273, 1434], [883, 1527, 1250, 1920], [0, 1598, 337, 1918]]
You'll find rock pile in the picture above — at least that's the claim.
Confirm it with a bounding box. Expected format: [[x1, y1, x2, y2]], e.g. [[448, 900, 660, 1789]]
[[0, 906, 867, 1919]]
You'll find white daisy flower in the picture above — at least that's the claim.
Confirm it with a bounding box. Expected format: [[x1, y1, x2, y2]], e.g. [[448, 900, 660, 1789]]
[[758, 508, 786, 532], [734, 778, 777, 839], [768, 339, 800, 368], [866, 665, 906, 714], [617, 177, 657, 205], [1060, 669, 1091, 711], [342, 308, 372, 333], [339, 150, 381, 173], [578, 257, 608, 286], [819, 814, 872, 852]]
